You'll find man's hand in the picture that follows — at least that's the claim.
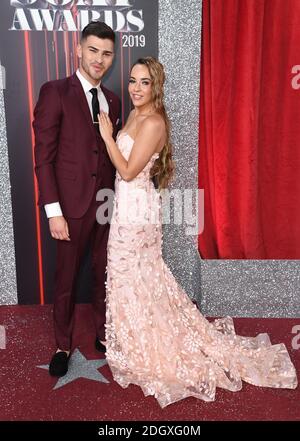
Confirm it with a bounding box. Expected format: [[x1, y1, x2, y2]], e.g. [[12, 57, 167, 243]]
[[49, 216, 70, 241]]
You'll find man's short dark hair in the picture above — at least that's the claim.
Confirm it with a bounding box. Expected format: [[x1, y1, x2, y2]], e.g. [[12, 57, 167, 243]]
[[81, 21, 115, 44]]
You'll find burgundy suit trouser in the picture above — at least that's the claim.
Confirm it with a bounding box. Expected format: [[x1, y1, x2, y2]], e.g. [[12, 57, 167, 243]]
[[53, 187, 109, 350]]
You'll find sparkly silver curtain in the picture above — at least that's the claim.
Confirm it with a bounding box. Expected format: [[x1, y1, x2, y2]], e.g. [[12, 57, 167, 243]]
[[200, 260, 300, 317], [0, 65, 18, 304], [159, 0, 202, 301]]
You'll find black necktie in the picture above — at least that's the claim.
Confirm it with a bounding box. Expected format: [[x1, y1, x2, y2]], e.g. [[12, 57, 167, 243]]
[[89, 88, 100, 123]]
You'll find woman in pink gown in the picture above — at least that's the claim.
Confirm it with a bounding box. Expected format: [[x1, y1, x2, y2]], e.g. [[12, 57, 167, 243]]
[[98, 57, 297, 408]]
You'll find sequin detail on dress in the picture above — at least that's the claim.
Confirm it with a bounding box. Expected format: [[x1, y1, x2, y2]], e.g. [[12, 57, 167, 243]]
[[105, 132, 298, 408]]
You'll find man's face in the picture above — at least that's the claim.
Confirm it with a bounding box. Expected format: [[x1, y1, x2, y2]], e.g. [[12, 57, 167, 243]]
[[77, 35, 114, 84]]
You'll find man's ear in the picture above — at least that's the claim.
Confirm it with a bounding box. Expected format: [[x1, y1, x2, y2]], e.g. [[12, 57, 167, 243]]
[[76, 43, 82, 60]]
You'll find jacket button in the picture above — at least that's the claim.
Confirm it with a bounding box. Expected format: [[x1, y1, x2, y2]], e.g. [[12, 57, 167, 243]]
[[93, 149, 98, 154], [91, 173, 97, 178]]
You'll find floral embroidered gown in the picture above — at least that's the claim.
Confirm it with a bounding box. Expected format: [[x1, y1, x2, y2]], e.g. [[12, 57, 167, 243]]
[[104, 132, 298, 408]]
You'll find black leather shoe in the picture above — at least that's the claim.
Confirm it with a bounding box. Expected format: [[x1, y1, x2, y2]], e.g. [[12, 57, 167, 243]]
[[95, 338, 106, 353], [49, 351, 70, 377]]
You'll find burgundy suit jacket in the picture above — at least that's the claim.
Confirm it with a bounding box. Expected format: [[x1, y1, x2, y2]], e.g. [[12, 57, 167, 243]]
[[33, 73, 121, 219]]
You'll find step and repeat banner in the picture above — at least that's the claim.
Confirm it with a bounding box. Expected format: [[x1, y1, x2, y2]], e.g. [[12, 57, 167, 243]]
[[0, 0, 158, 304]]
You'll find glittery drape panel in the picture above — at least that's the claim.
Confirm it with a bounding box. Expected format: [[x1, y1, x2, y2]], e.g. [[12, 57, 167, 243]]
[[0, 66, 18, 305], [200, 260, 300, 317], [158, 0, 202, 301]]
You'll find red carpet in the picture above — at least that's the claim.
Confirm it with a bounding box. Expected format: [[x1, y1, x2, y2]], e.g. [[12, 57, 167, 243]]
[[0, 305, 299, 421]]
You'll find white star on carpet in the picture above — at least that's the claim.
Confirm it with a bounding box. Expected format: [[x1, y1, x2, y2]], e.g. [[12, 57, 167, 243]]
[[37, 348, 109, 389]]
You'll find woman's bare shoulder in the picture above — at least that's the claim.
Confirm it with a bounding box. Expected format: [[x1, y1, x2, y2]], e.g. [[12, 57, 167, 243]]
[[141, 113, 165, 132]]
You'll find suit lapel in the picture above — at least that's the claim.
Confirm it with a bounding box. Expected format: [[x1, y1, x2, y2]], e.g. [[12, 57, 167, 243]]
[[101, 85, 114, 123], [71, 73, 117, 142], [71, 73, 96, 137]]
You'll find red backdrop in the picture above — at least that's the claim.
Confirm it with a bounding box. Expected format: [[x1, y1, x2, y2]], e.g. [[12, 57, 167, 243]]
[[199, 0, 300, 259], [0, 1, 158, 304]]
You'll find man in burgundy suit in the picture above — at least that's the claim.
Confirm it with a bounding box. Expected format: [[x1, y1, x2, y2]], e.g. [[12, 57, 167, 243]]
[[33, 21, 120, 377]]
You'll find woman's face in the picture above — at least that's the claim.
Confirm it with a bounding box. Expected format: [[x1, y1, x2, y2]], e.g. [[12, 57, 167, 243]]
[[128, 64, 153, 109]]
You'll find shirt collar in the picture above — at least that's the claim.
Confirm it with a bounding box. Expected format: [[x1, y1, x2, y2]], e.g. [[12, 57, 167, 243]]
[[76, 69, 101, 94]]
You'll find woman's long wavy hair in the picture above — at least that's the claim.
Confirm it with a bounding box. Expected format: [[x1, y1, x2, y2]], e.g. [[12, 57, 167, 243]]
[[131, 57, 174, 189]]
